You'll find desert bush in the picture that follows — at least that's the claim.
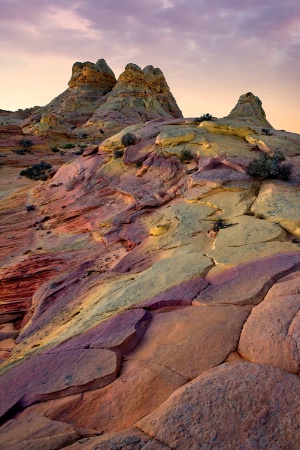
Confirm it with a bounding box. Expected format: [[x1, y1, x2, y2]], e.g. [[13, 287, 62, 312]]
[[247, 150, 292, 180], [261, 128, 273, 136], [20, 139, 33, 149], [13, 149, 27, 155], [180, 149, 193, 162], [196, 113, 213, 123], [73, 148, 84, 155], [20, 161, 52, 181], [61, 143, 75, 149], [51, 146, 59, 153], [114, 149, 124, 158], [121, 132, 137, 147]]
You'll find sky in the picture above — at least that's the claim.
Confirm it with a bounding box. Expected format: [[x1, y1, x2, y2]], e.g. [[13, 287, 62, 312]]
[[0, 0, 299, 133]]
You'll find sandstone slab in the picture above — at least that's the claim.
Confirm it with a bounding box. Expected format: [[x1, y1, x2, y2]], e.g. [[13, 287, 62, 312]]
[[208, 240, 299, 266], [194, 252, 300, 306], [0, 348, 119, 418], [155, 127, 195, 147], [64, 427, 170, 450], [53, 308, 150, 357], [199, 189, 256, 219], [251, 180, 300, 237], [239, 270, 300, 373], [0, 413, 79, 450], [128, 304, 250, 380], [190, 167, 251, 190], [212, 214, 287, 248], [137, 277, 208, 309], [48, 359, 187, 434], [137, 362, 300, 450]]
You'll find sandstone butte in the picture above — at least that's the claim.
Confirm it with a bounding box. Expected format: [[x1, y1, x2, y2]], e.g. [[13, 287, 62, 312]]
[[0, 58, 300, 450]]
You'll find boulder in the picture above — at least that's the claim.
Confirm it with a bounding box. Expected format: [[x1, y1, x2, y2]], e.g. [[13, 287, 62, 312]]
[[0, 413, 79, 450], [137, 362, 300, 449], [239, 270, 300, 373]]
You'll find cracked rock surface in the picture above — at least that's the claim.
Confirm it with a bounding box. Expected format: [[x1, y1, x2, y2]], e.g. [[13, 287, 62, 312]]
[[0, 89, 300, 449]]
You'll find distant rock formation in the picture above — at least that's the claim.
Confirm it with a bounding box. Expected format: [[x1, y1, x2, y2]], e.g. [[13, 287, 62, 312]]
[[200, 92, 273, 137], [81, 63, 183, 137], [226, 92, 273, 128], [22, 59, 117, 135], [22, 60, 182, 138]]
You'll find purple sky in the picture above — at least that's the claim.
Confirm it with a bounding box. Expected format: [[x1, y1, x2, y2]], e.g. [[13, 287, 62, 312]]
[[1, 0, 299, 132]]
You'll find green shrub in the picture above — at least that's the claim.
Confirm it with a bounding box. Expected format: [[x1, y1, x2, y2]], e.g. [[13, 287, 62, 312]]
[[114, 149, 124, 158], [247, 150, 292, 180], [13, 149, 27, 155], [61, 143, 75, 149], [261, 128, 273, 136], [121, 132, 137, 147], [73, 148, 84, 155], [180, 149, 193, 162], [20, 161, 52, 181], [196, 113, 213, 123], [20, 139, 33, 149]]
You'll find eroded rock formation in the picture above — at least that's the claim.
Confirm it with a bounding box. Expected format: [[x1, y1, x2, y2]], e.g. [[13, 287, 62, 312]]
[[22, 59, 182, 139]]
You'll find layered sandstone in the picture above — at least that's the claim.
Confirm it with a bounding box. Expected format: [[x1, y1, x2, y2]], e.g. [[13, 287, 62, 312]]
[[22, 59, 117, 136], [21, 60, 182, 139], [0, 90, 300, 449]]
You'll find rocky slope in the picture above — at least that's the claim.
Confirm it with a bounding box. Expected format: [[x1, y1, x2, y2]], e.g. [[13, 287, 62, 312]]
[[0, 89, 300, 449]]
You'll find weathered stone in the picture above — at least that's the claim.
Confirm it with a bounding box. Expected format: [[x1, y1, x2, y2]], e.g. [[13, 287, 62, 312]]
[[136, 277, 208, 309], [137, 362, 300, 450], [128, 304, 250, 379], [190, 167, 251, 189], [208, 240, 299, 266], [194, 252, 300, 306], [251, 180, 300, 237], [212, 214, 287, 248], [0, 413, 79, 450], [198, 189, 256, 219], [239, 270, 300, 373], [155, 127, 195, 147], [47, 359, 187, 434], [0, 349, 119, 418], [52, 308, 151, 357], [64, 427, 162, 450]]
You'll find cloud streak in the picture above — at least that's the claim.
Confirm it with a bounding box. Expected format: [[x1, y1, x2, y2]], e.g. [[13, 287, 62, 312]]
[[0, 0, 299, 132]]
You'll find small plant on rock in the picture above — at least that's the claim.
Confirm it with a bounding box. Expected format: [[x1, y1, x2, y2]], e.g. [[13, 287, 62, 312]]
[[114, 149, 124, 158], [20, 161, 52, 181], [196, 113, 213, 123], [261, 128, 273, 136], [62, 143, 75, 149], [20, 139, 33, 149], [121, 132, 137, 147], [247, 150, 292, 181], [180, 149, 193, 162], [51, 146, 59, 153]]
